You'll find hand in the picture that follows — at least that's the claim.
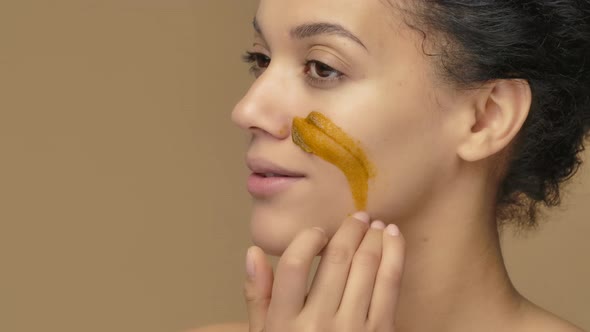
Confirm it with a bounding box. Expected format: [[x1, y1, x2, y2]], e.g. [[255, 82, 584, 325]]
[[243, 212, 406, 332]]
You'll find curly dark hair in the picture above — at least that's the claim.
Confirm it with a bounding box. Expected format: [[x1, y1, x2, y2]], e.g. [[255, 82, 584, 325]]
[[392, 0, 590, 227]]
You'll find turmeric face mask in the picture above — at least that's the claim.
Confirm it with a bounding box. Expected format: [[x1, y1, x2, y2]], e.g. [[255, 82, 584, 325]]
[[292, 111, 375, 210]]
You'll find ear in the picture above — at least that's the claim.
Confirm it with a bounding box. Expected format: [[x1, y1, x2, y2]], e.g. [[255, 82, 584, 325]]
[[457, 79, 532, 162]]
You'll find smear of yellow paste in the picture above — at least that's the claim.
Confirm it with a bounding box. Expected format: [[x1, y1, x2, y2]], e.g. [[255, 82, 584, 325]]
[[292, 111, 375, 210]]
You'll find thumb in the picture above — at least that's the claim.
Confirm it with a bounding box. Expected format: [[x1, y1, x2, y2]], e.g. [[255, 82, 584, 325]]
[[243, 246, 274, 332]]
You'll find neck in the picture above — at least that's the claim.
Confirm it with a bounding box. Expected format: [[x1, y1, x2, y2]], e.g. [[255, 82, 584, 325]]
[[394, 165, 525, 332]]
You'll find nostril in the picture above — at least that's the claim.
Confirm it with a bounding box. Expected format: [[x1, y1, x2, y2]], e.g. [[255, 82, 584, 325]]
[[248, 126, 285, 140], [245, 125, 290, 140]]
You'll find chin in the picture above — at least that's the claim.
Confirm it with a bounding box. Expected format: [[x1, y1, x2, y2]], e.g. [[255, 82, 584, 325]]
[[249, 222, 290, 256], [248, 202, 313, 256], [248, 196, 356, 256]]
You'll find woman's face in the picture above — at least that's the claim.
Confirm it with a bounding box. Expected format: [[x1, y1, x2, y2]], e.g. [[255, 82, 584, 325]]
[[232, 0, 466, 255]]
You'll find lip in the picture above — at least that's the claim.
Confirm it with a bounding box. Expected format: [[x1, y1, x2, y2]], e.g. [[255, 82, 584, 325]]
[[245, 156, 306, 198], [246, 156, 306, 178]]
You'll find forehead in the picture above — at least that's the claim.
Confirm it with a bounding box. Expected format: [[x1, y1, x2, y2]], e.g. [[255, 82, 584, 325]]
[[255, 0, 399, 51]]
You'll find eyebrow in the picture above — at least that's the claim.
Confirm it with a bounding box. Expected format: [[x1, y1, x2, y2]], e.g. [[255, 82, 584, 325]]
[[252, 17, 368, 52]]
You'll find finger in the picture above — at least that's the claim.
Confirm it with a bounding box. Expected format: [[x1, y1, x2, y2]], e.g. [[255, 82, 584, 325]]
[[304, 212, 370, 316], [337, 220, 385, 320], [367, 224, 405, 329], [268, 227, 328, 321], [243, 246, 274, 332]]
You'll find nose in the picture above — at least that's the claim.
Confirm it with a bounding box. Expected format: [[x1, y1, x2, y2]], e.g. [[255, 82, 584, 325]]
[[231, 65, 295, 140]]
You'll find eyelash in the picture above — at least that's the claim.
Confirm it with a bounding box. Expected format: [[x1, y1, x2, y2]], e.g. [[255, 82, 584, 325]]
[[241, 51, 345, 87]]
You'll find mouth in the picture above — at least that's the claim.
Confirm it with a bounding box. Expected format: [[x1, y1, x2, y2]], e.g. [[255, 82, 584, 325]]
[[246, 157, 306, 198], [254, 172, 301, 178]]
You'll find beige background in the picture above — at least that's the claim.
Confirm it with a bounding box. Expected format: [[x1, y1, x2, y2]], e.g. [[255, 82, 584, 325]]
[[0, 1, 588, 331]]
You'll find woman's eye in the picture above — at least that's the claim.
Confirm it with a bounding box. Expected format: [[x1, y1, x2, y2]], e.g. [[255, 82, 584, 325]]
[[306, 61, 343, 80], [242, 51, 344, 85], [253, 54, 271, 68], [242, 52, 270, 77]]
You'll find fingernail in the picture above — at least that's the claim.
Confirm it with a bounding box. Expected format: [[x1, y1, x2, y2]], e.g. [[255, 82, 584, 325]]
[[386, 224, 400, 236], [371, 220, 386, 230], [246, 248, 256, 279], [352, 211, 370, 223]]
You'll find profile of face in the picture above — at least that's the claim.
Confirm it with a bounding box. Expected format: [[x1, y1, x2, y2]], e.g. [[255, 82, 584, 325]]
[[232, 0, 473, 255]]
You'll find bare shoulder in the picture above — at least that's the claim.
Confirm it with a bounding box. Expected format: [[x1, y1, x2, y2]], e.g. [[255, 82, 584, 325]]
[[517, 301, 585, 332], [186, 322, 248, 332]]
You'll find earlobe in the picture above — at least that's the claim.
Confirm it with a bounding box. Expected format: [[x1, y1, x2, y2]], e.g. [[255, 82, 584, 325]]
[[457, 79, 532, 162]]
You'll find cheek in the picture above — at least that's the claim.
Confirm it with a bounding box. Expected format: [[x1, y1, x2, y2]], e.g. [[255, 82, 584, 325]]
[[367, 147, 442, 222], [360, 91, 448, 221]]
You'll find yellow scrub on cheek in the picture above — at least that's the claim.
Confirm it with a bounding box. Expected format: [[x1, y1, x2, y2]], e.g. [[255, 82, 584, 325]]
[[292, 111, 375, 210]]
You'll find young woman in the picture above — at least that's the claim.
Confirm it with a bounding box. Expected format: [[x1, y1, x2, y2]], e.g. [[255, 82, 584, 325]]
[[197, 0, 589, 331]]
